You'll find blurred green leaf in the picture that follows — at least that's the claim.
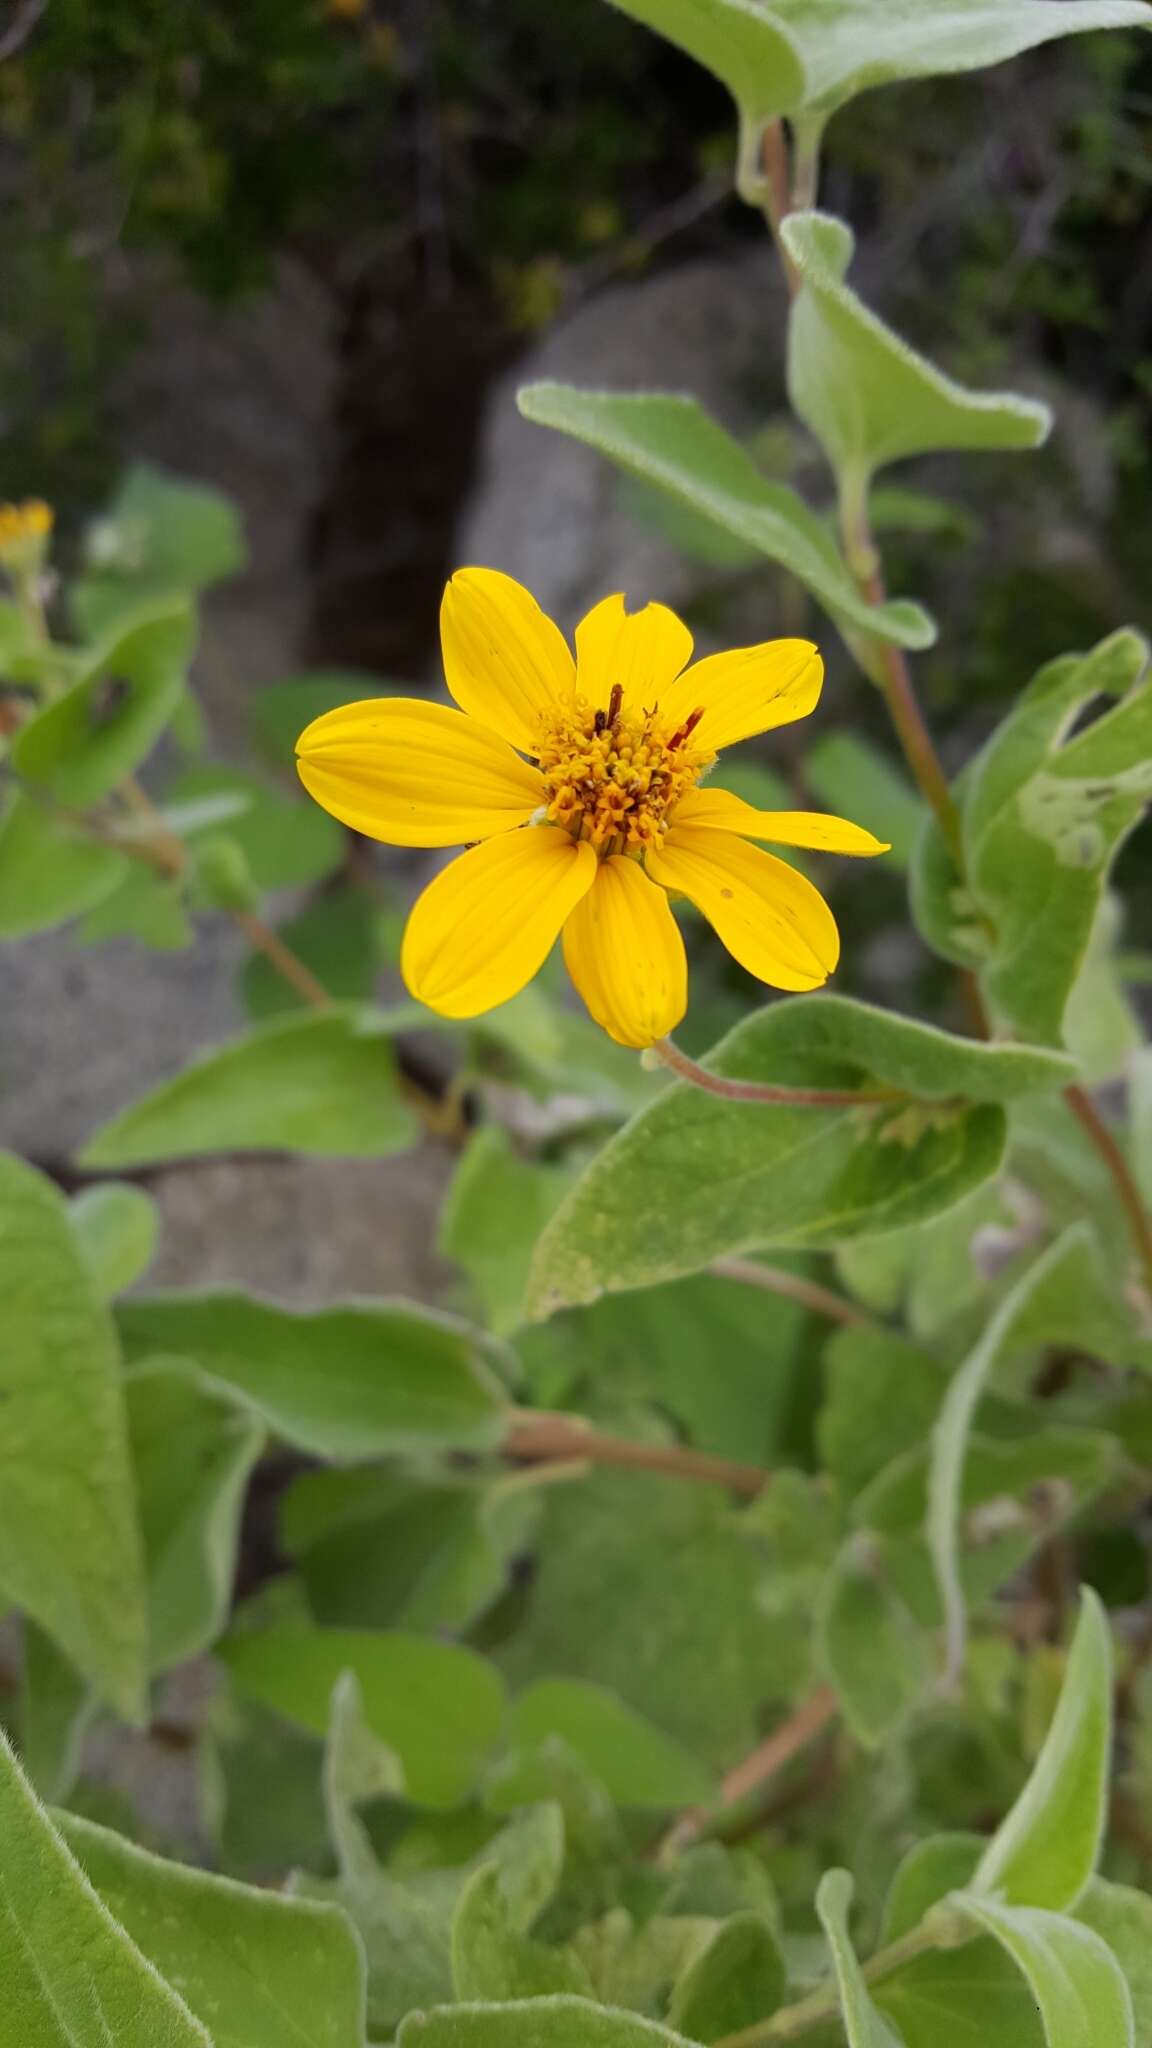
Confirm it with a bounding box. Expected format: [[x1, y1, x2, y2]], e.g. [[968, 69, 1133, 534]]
[[955, 1895, 1132, 2048], [668, 1912, 786, 2043], [515, 1267, 808, 1464], [970, 1589, 1112, 1913], [78, 1007, 419, 1167], [401, 1997, 696, 2048], [126, 1360, 264, 1671], [518, 384, 934, 648], [67, 1181, 159, 1298], [0, 1153, 147, 1720], [803, 732, 922, 869], [817, 1542, 930, 1745], [0, 791, 128, 938], [819, 1329, 944, 1500], [927, 1228, 1125, 1683], [1075, 1882, 1152, 2040], [0, 1731, 209, 2045], [441, 1128, 575, 1335], [508, 1681, 715, 1810], [58, 1808, 366, 2048], [913, 629, 1152, 1042], [171, 762, 344, 889], [499, 1472, 799, 1768], [453, 1863, 593, 2001], [76, 864, 193, 950], [219, 1626, 507, 1811], [75, 464, 246, 635], [19, 1621, 93, 1807], [529, 997, 1073, 1313], [13, 600, 195, 806], [118, 1292, 509, 1460], [284, 1468, 539, 1634], [816, 1869, 903, 2047]]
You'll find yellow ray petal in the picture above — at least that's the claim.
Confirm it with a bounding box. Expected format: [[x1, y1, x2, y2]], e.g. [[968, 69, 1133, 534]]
[[562, 854, 687, 1049], [647, 824, 840, 990], [656, 638, 822, 752], [402, 826, 597, 1018], [296, 697, 545, 846], [672, 786, 889, 855], [440, 567, 576, 753], [575, 593, 693, 715]]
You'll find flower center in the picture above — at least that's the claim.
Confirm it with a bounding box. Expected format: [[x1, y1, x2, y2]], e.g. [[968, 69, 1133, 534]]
[[535, 687, 713, 855]]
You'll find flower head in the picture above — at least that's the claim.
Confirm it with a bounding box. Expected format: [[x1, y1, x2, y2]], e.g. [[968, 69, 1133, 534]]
[[0, 498, 53, 576], [296, 569, 888, 1048]]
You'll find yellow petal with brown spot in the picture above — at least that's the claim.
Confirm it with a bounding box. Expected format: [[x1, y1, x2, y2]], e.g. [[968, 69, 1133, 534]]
[[647, 824, 839, 990]]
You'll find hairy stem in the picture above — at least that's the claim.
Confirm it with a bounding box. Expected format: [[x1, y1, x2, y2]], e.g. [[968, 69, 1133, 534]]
[[709, 1255, 875, 1328], [654, 1035, 902, 1108], [504, 1410, 770, 1499]]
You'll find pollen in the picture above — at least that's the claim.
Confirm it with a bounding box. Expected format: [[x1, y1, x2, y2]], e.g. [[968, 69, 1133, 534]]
[[535, 691, 714, 855]]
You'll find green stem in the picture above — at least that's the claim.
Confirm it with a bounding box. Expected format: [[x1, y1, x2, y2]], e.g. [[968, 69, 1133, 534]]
[[718, 1917, 953, 2046]]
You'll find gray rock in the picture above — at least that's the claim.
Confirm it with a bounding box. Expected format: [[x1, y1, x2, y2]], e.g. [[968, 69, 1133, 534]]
[[455, 250, 787, 631]]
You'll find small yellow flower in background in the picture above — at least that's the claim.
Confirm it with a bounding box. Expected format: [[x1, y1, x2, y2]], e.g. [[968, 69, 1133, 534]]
[[0, 498, 53, 575], [296, 569, 889, 1049]]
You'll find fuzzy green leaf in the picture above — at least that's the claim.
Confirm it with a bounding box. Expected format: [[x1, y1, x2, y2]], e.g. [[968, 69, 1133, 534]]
[[971, 1589, 1112, 1913], [441, 1127, 575, 1335], [219, 1626, 506, 1811], [0, 1154, 147, 1720], [668, 1913, 786, 2042], [927, 1228, 1116, 1682], [67, 1181, 159, 1298], [817, 1540, 931, 1745], [956, 1897, 1133, 2048], [0, 792, 128, 938], [78, 1006, 419, 1166], [400, 1998, 698, 2048], [126, 1361, 264, 1671], [783, 211, 1048, 483], [509, 1681, 716, 1810], [452, 1863, 593, 2002], [118, 1292, 509, 1459], [604, 0, 1152, 132], [0, 1732, 209, 2047], [528, 997, 1073, 1313], [517, 384, 934, 648], [816, 1870, 904, 2047], [914, 629, 1152, 1043], [57, 1810, 366, 2048]]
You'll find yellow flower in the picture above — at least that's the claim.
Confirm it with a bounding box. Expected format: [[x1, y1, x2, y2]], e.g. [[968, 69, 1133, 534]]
[[296, 569, 888, 1049], [0, 498, 53, 573]]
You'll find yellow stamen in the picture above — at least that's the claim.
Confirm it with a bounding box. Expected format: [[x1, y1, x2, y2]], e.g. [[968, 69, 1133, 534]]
[[535, 691, 714, 856]]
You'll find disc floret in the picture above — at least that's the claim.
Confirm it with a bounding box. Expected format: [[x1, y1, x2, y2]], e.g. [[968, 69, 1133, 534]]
[[535, 689, 713, 856]]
